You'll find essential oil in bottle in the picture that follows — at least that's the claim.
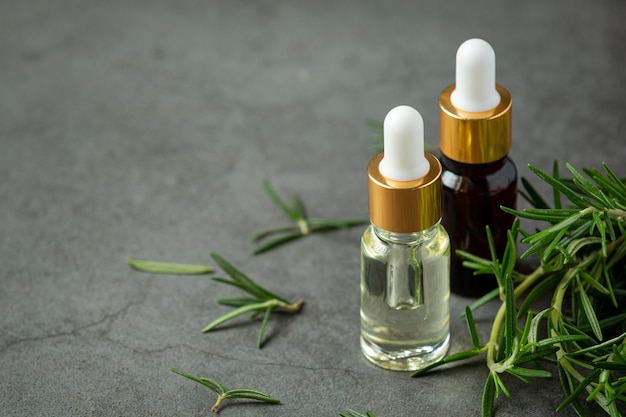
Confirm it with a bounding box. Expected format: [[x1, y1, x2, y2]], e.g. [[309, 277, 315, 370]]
[[360, 105, 450, 371], [439, 38, 517, 298]]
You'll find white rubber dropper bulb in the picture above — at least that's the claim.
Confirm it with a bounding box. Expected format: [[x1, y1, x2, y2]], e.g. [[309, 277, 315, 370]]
[[379, 105, 430, 181], [450, 38, 501, 112]]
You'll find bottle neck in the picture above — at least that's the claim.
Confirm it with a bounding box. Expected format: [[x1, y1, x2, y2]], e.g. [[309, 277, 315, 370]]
[[371, 222, 440, 245]]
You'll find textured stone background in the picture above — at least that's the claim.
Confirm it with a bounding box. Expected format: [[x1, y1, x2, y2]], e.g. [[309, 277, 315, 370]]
[[1, 0, 625, 416]]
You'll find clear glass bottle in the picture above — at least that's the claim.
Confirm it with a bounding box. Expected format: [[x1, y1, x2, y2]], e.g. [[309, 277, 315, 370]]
[[360, 105, 450, 371], [439, 38, 517, 297], [360, 224, 450, 371]]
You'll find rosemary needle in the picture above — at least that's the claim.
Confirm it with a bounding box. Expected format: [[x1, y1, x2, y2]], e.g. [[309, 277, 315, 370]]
[[125, 258, 213, 275], [170, 368, 280, 413], [339, 409, 377, 417], [251, 180, 367, 255]]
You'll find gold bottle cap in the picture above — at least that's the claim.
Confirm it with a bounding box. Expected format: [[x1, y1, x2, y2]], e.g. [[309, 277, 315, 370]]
[[439, 83, 512, 164], [367, 152, 442, 233]]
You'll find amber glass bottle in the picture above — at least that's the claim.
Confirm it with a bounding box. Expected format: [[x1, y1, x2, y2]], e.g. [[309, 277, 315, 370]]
[[440, 154, 516, 296], [439, 38, 517, 297]]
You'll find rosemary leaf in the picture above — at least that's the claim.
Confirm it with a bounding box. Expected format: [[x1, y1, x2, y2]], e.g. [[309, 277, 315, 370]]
[[570, 332, 626, 356], [515, 345, 560, 365], [458, 249, 495, 266], [250, 226, 299, 242], [171, 368, 280, 413], [567, 163, 613, 208], [126, 258, 213, 275], [486, 225, 499, 268], [566, 237, 603, 259], [257, 306, 273, 349], [534, 334, 590, 349], [308, 218, 369, 228], [593, 361, 626, 371], [501, 207, 575, 223], [466, 306, 481, 350], [210, 252, 288, 303], [262, 180, 298, 222], [463, 287, 500, 316], [225, 388, 275, 397], [519, 311, 533, 346], [577, 281, 603, 341], [493, 373, 511, 398], [506, 366, 551, 381], [170, 368, 224, 395], [216, 296, 264, 307], [339, 409, 377, 417], [251, 180, 367, 255], [411, 348, 485, 376], [500, 220, 519, 278], [482, 374, 496, 417], [553, 160, 563, 209], [527, 308, 554, 348], [604, 211, 617, 241], [589, 170, 626, 206], [202, 301, 273, 333], [556, 368, 603, 412], [223, 393, 280, 403], [504, 274, 516, 357], [528, 164, 596, 209], [212, 277, 259, 294], [592, 211, 608, 257], [291, 194, 307, 220], [602, 162, 626, 196], [252, 231, 303, 255], [520, 176, 550, 209]]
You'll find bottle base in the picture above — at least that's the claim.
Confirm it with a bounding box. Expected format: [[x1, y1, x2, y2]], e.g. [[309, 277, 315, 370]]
[[360, 333, 450, 371]]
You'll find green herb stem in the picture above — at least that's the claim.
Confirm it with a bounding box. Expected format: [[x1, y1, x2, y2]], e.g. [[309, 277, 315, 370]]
[[486, 266, 545, 371]]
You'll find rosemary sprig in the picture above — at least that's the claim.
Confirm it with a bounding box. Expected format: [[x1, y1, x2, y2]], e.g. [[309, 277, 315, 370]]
[[413, 162, 626, 417], [125, 258, 214, 275], [125, 253, 302, 348], [204, 252, 304, 348], [250, 180, 367, 255], [170, 368, 280, 413], [339, 409, 377, 417]]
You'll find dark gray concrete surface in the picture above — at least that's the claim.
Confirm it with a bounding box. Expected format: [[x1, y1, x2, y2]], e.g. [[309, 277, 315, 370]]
[[2, 1, 625, 416]]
